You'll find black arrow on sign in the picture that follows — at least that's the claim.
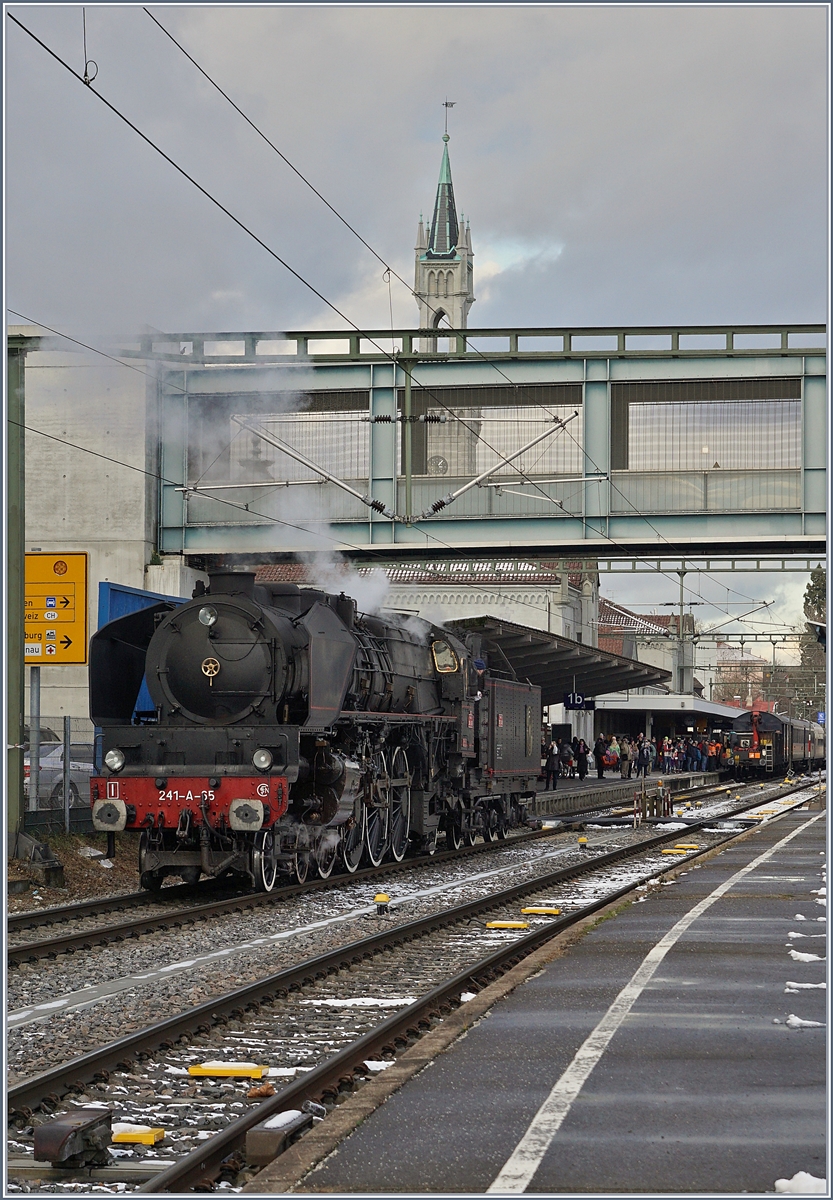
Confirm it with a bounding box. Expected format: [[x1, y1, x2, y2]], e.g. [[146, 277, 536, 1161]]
[[60, 636, 72, 649], [59, 597, 70, 608]]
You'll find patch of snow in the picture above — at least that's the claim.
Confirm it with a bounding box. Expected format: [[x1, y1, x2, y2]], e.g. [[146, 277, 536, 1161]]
[[794, 913, 807, 921], [789, 950, 824, 963], [98, 859, 114, 869], [785, 982, 826, 990], [112, 1123, 155, 1136], [267, 1067, 298, 1077], [775, 1171, 827, 1192], [262, 1109, 303, 1130], [198, 1060, 260, 1070], [363, 1060, 394, 1072], [785, 1014, 825, 1029], [77, 846, 105, 858], [299, 997, 415, 1008], [459, 991, 478, 1002]]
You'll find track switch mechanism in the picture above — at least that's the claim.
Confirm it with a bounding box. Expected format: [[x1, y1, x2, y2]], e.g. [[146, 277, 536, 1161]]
[[33, 1106, 113, 1168]]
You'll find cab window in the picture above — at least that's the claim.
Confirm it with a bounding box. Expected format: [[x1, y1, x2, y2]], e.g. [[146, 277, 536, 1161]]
[[432, 640, 459, 674]]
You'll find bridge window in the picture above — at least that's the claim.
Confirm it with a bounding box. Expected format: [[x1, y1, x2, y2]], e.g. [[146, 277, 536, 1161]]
[[627, 400, 800, 471]]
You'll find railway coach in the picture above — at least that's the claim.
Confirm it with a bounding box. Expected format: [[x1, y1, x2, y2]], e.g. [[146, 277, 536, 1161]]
[[729, 709, 825, 776]]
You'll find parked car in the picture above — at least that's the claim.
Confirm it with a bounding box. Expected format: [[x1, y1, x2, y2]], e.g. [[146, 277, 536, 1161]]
[[23, 743, 94, 809]]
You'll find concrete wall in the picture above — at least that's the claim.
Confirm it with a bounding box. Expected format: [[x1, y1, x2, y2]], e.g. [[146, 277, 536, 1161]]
[[20, 332, 157, 720]]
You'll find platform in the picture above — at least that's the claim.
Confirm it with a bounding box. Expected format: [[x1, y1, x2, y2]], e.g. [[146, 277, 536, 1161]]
[[530, 770, 718, 819], [265, 804, 826, 1194]]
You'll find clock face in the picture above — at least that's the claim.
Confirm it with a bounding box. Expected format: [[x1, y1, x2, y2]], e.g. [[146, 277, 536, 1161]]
[[427, 454, 449, 476]]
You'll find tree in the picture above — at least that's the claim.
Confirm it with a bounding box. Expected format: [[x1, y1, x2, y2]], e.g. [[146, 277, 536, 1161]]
[[803, 565, 826, 623], [799, 566, 825, 719]]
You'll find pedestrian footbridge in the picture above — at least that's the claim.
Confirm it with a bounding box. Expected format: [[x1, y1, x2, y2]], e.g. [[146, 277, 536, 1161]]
[[136, 323, 826, 561]]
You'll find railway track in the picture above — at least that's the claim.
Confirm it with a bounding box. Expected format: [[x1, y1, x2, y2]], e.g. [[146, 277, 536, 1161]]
[[7, 777, 803, 965], [6, 781, 817, 1193], [7, 828, 553, 964], [8, 770, 736, 937]]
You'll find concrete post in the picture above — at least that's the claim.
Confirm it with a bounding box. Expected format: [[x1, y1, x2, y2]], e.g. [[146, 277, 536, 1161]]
[[7, 343, 27, 834], [63, 715, 72, 834], [29, 666, 40, 812]]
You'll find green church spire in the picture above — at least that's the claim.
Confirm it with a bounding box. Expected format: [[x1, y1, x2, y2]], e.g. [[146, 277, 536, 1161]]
[[426, 134, 460, 259]]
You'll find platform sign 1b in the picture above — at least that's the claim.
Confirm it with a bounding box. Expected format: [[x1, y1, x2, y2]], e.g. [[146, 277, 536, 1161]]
[[24, 553, 88, 664], [563, 692, 596, 711]]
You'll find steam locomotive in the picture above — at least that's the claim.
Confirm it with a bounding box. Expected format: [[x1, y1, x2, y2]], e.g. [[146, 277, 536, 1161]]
[[728, 710, 825, 776], [89, 572, 541, 891]]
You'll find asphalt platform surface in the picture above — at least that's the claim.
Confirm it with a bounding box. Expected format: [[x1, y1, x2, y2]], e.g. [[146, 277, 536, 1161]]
[[298, 805, 827, 1194]]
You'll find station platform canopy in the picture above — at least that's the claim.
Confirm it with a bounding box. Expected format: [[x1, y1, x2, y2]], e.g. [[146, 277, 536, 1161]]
[[446, 615, 671, 704], [594, 693, 748, 724]]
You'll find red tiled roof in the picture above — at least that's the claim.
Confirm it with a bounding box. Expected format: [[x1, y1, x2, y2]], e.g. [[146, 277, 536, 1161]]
[[598, 598, 675, 637], [253, 561, 587, 588]]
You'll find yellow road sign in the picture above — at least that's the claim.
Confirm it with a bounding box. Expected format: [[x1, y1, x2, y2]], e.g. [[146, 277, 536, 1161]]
[[25, 553, 88, 665]]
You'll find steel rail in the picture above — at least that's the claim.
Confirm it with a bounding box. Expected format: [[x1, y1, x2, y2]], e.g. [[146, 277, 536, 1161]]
[[6, 829, 552, 961], [9, 786, 810, 1118], [138, 789, 818, 1192], [9, 773, 741, 935]]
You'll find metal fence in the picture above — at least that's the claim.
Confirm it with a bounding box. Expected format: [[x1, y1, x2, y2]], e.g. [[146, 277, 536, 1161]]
[[24, 714, 96, 833]]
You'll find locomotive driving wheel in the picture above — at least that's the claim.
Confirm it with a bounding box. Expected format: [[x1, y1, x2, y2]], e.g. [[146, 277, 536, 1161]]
[[293, 824, 311, 885], [252, 828, 277, 893], [388, 747, 411, 862], [363, 752, 390, 867], [482, 803, 500, 842], [445, 803, 463, 850], [313, 830, 339, 879], [340, 816, 364, 874]]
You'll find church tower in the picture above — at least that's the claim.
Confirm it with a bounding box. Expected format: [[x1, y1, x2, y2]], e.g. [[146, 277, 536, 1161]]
[[414, 134, 474, 333]]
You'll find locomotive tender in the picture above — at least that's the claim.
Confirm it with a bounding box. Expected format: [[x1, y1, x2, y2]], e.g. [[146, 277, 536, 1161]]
[[90, 571, 541, 890]]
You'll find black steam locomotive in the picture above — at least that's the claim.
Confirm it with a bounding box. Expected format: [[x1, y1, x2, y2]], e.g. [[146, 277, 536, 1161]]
[[89, 571, 541, 890]]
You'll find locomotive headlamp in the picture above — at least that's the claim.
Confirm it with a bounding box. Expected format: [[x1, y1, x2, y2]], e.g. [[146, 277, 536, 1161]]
[[252, 748, 273, 772], [198, 605, 218, 627], [104, 748, 126, 773]]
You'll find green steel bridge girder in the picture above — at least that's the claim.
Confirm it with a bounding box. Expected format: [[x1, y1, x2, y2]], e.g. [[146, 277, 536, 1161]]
[[154, 328, 826, 563]]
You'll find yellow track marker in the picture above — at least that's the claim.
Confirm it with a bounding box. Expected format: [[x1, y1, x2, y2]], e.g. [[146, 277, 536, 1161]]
[[486, 921, 530, 930], [188, 1062, 269, 1079], [521, 907, 561, 915], [674, 844, 700, 850], [112, 1124, 165, 1145], [661, 848, 689, 855]]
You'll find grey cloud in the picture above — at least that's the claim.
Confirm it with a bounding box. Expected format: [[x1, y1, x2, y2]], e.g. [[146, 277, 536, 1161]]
[[5, 4, 826, 337]]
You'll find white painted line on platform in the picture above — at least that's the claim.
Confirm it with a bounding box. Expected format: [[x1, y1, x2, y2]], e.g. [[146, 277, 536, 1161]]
[[487, 809, 826, 1194]]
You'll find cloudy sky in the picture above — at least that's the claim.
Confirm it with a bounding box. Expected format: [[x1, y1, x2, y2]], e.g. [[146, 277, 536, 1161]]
[[5, 3, 828, 645]]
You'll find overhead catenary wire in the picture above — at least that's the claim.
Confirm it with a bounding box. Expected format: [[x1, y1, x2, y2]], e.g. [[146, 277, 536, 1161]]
[[136, 7, 772, 612], [4, 12, 581, 526], [8, 11, 791, 624]]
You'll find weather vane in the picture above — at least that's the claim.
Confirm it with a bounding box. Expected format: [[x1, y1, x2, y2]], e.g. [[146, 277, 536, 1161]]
[[443, 99, 456, 137]]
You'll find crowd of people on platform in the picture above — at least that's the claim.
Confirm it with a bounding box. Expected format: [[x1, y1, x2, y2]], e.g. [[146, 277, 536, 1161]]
[[542, 732, 732, 790]]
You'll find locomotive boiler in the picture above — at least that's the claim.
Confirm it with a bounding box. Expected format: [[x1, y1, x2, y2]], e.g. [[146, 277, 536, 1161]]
[[89, 571, 541, 890]]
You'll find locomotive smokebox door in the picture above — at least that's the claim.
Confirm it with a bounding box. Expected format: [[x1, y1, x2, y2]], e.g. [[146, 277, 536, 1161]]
[[34, 1107, 113, 1168]]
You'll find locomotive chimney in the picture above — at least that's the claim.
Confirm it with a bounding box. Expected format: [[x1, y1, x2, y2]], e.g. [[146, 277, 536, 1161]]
[[208, 570, 256, 599]]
